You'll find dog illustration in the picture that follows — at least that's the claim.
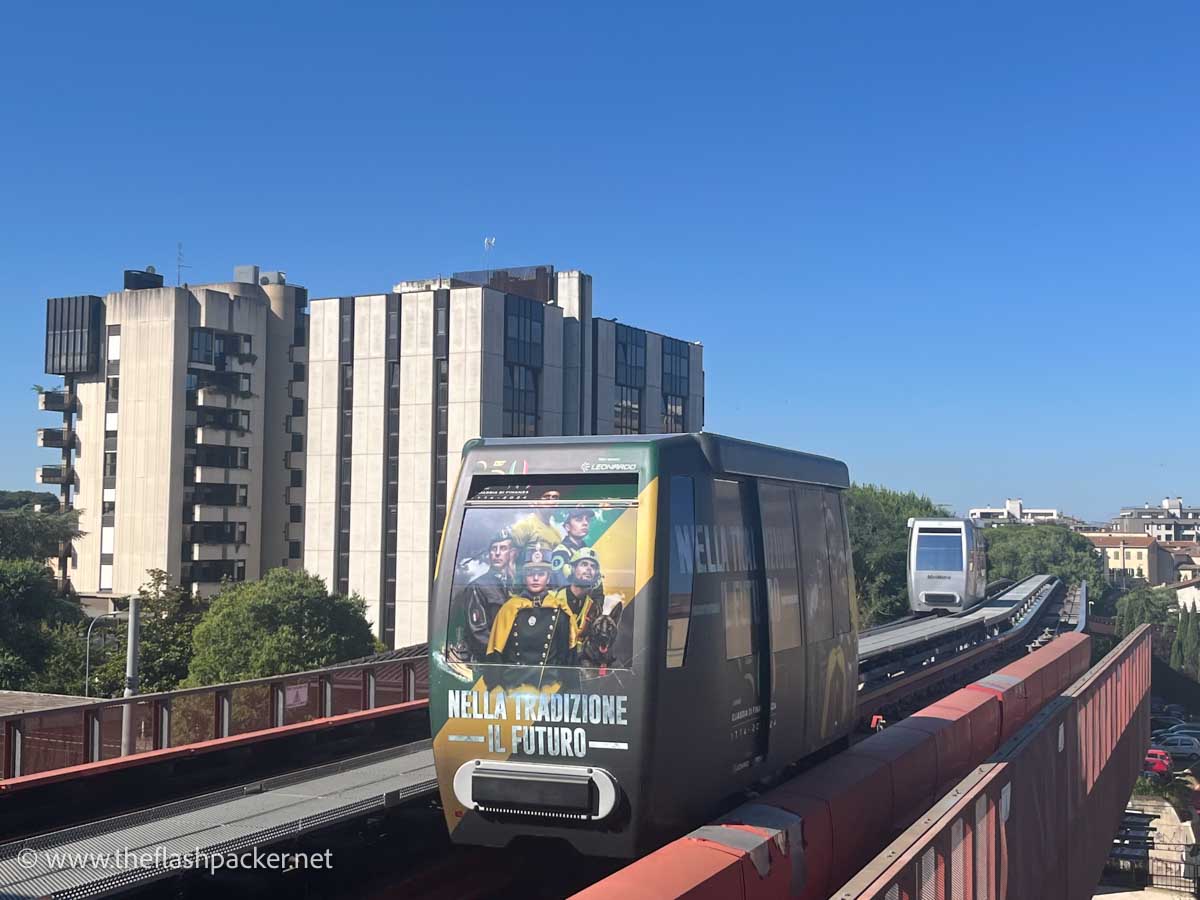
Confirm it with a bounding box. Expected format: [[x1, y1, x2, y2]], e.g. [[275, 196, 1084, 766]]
[[579, 598, 624, 668]]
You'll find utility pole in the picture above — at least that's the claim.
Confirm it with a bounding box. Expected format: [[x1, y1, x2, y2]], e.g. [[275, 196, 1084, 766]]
[[120, 596, 140, 755]]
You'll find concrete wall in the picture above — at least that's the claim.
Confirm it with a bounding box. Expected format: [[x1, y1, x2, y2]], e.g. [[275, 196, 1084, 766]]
[[395, 291, 434, 645], [303, 297, 339, 588], [644, 333, 663, 434], [592, 318, 616, 434], [349, 294, 387, 629], [106, 287, 190, 594], [260, 282, 304, 572], [687, 342, 705, 432], [542, 304, 564, 436]]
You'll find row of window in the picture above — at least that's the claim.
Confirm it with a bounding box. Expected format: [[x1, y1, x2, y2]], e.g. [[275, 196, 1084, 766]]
[[667, 476, 853, 668], [615, 324, 646, 388], [189, 328, 252, 367]]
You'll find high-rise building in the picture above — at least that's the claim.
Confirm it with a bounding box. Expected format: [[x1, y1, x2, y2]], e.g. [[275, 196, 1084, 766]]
[[303, 265, 704, 647], [36, 266, 308, 600]]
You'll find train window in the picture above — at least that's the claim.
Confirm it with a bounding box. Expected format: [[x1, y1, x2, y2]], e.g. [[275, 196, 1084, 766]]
[[915, 530, 963, 572], [667, 475, 695, 668], [795, 486, 833, 643], [713, 479, 756, 661], [443, 475, 638, 669], [822, 490, 852, 635], [758, 480, 802, 652]]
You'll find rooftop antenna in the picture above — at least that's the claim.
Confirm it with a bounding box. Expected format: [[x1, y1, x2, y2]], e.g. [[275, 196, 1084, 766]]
[[482, 236, 496, 284], [176, 242, 192, 286]]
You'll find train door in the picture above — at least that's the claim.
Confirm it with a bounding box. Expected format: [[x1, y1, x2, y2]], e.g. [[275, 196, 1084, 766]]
[[711, 478, 771, 773]]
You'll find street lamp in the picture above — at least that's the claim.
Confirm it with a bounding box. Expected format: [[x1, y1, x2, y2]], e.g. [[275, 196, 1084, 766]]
[[84, 611, 127, 697]]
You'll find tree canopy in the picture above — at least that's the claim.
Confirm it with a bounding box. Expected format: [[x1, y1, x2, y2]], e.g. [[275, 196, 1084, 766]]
[[186, 568, 375, 685], [1115, 585, 1174, 638], [981, 524, 1107, 592], [0, 557, 83, 690], [0, 508, 81, 561], [845, 484, 948, 626], [0, 491, 59, 512]]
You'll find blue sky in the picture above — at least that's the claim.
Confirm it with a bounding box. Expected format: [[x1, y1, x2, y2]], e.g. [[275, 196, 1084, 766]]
[[2, 2, 1197, 522]]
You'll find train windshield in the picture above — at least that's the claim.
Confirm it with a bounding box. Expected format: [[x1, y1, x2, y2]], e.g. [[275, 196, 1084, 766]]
[[444, 475, 638, 669], [915, 531, 964, 572]]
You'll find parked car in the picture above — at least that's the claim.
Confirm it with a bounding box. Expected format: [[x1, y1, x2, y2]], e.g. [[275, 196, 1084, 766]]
[[1153, 734, 1200, 766], [1166, 703, 1188, 719], [1147, 748, 1174, 770], [1160, 724, 1200, 739], [1152, 716, 1185, 732], [1145, 756, 1171, 782]]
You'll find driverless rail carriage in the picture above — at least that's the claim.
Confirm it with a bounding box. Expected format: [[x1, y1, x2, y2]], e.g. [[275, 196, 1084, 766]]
[[429, 433, 859, 857], [907, 517, 987, 614]]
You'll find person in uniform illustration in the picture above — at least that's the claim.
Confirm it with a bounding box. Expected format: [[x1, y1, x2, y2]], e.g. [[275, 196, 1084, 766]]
[[509, 489, 563, 549], [551, 508, 595, 576], [486, 541, 577, 666], [561, 547, 605, 639], [458, 528, 515, 661]]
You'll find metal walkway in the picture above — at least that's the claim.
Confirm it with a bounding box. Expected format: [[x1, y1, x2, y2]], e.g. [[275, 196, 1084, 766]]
[[0, 740, 436, 899]]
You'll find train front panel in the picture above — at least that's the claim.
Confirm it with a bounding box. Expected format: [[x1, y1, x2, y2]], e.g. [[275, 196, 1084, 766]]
[[428, 439, 661, 857]]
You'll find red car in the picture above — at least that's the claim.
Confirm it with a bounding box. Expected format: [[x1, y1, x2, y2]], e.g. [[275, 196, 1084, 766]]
[[1148, 748, 1174, 769], [1145, 751, 1172, 778]]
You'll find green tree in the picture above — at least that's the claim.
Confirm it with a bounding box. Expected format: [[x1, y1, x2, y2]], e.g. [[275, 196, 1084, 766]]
[[0, 558, 83, 689], [1184, 603, 1200, 677], [845, 484, 948, 626], [983, 524, 1107, 591], [187, 568, 375, 685], [0, 491, 59, 512], [0, 508, 81, 562], [1115, 585, 1173, 638], [91, 570, 207, 696], [1171, 608, 1186, 671]]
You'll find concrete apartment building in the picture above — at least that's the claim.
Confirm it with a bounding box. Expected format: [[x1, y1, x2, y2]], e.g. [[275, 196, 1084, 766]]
[[37, 266, 307, 600], [968, 497, 1084, 528], [1110, 497, 1200, 542], [303, 265, 704, 647]]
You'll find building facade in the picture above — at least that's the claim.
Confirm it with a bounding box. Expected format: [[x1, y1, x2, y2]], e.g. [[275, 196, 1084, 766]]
[[303, 265, 704, 647], [968, 497, 1083, 528], [1110, 497, 1200, 542], [37, 266, 308, 599], [1083, 534, 1178, 587]]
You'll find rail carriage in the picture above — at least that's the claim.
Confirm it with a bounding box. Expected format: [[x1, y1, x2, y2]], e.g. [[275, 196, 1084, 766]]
[[907, 517, 988, 614], [429, 433, 858, 857]]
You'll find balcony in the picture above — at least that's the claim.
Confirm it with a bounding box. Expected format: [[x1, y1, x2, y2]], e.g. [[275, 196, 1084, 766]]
[[35, 465, 70, 485], [37, 391, 72, 413], [285, 485, 304, 506], [289, 345, 306, 364], [194, 426, 252, 447], [195, 466, 251, 485], [36, 427, 73, 449], [286, 521, 304, 542], [191, 543, 227, 561], [193, 504, 251, 523]]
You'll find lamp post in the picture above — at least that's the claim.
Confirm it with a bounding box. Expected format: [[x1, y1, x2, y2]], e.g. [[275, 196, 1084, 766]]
[[84, 611, 126, 697]]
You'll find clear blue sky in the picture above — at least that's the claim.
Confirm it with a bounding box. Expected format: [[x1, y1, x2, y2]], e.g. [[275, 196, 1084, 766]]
[[2, 2, 1197, 522]]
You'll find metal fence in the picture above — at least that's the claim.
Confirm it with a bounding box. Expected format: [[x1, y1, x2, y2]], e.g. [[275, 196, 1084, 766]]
[[0, 652, 429, 779], [835, 625, 1151, 900]]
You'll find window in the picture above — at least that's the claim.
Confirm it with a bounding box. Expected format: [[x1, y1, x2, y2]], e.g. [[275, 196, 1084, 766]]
[[236, 484, 249, 506], [100, 526, 115, 555], [504, 294, 544, 369], [103, 452, 118, 477], [614, 384, 642, 434], [106, 377, 119, 402], [292, 397, 304, 417], [235, 560, 246, 582], [291, 469, 303, 488], [662, 336, 690, 397], [240, 335, 252, 356], [503, 364, 539, 437], [915, 532, 964, 571], [293, 363, 305, 381], [796, 486, 833, 643], [239, 373, 251, 393], [238, 447, 250, 468], [106, 332, 121, 362], [663, 394, 686, 433], [289, 541, 301, 559], [714, 479, 757, 661], [444, 476, 638, 667], [615, 324, 646, 388], [291, 433, 303, 452], [290, 505, 303, 523], [667, 475, 695, 668], [189, 328, 214, 365], [99, 563, 113, 591], [759, 481, 803, 652], [823, 490, 853, 634]]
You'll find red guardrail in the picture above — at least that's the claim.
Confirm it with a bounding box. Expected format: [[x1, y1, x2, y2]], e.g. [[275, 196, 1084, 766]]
[[835, 625, 1149, 899], [0, 651, 429, 779]]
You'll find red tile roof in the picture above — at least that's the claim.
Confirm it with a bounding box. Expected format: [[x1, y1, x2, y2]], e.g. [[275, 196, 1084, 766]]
[[1087, 535, 1157, 549]]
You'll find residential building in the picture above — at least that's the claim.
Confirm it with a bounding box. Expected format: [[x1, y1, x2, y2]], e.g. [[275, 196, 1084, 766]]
[[1083, 534, 1178, 587], [303, 265, 704, 647], [36, 266, 307, 600], [968, 498, 1083, 528], [1166, 579, 1200, 611], [1110, 497, 1200, 542]]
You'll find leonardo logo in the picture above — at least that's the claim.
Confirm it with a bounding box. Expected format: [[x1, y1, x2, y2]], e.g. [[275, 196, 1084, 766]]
[[582, 460, 637, 473]]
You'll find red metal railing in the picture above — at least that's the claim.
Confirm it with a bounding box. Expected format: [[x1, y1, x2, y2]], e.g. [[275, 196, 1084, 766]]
[[0, 652, 429, 779], [836, 625, 1150, 900]]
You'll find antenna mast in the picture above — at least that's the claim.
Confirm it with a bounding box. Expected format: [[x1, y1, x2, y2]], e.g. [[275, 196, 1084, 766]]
[[176, 242, 192, 286]]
